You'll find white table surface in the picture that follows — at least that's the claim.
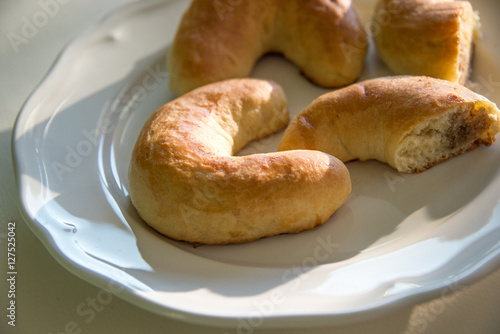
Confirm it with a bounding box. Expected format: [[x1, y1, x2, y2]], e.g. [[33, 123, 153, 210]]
[[1, 1, 500, 333]]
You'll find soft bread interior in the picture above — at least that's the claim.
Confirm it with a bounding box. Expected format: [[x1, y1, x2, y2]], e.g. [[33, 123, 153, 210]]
[[395, 103, 498, 172]]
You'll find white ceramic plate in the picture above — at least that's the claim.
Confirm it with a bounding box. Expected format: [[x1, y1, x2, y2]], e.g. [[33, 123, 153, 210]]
[[13, 0, 500, 328]]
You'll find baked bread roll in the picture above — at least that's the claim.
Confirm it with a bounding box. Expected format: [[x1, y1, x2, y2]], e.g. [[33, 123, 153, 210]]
[[278, 76, 500, 173], [128, 79, 351, 244], [168, 0, 368, 97], [372, 0, 480, 85]]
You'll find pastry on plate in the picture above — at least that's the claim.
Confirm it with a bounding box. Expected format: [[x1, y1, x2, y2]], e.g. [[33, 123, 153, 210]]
[[129, 78, 351, 244], [168, 0, 368, 96], [372, 0, 480, 85], [279, 76, 500, 173]]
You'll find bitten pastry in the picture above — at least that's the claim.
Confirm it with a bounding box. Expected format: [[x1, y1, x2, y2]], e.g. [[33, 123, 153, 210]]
[[372, 0, 480, 85], [168, 0, 368, 97], [128, 79, 351, 244], [278, 76, 500, 173]]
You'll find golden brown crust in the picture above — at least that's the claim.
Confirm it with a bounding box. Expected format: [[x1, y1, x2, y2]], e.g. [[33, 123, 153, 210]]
[[278, 76, 500, 173], [128, 79, 352, 244], [372, 0, 479, 85], [168, 0, 368, 97]]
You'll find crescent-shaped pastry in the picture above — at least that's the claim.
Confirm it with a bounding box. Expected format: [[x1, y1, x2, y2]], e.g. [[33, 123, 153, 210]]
[[168, 0, 368, 97], [372, 0, 480, 85], [128, 79, 351, 244], [278, 76, 500, 173]]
